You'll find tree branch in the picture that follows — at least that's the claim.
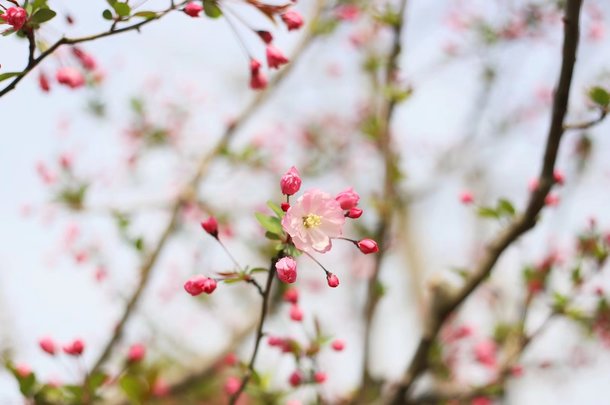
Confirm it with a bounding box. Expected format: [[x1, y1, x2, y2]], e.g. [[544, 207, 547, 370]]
[[390, 1, 583, 403]]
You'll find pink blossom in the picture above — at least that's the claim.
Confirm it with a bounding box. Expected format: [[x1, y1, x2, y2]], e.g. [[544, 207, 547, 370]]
[[39, 337, 57, 355], [326, 273, 339, 288], [63, 339, 85, 356], [184, 2, 203, 17], [281, 10, 304, 31], [1, 7, 27, 31], [224, 376, 241, 395], [127, 343, 146, 362], [357, 239, 379, 254], [289, 304, 303, 321], [266, 45, 289, 69], [276, 257, 297, 283], [39, 72, 51, 92], [283, 287, 299, 304], [15, 364, 31, 378], [331, 339, 345, 351], [335, 187, 360, 210], [314, 371, 327, 383], [184, 275, 217, 296], [347, 207, 363, 218], [335, 5, 360, 21], [474, 339, 497, 368], [56, 67, 85, 89], [460, 191, 474, 204], [201, 217, 218, 237], [289, 370, 302, 386], [280, 166, 302, 195], [281, 189, 345, 253], [72, 47, 97, 71]]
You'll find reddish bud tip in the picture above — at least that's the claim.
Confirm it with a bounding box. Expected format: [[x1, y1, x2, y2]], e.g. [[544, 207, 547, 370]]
[[184, 2, 203, 17], [289, 370, 302, 387], [280, 166, 301, 195], [336, 187, 360, 210], [281, 202, 290, 212], [127, 343, 146, 363], [201, 217, 218, 237], [314, 371, 327, 384], [276, 257, 297, 284], [331, 339, 345, 351], [289, 304, 303, 322], [281, 10, 304, 31], [63, 339, 85, 356], [357, 239, 379, 254], [326, 273, 340, 288], [283, 287, 299, 304], [459, 191, 474, 204], [346, 207, 363, 218], [184, 275, 217, 296], [257, 30, 273, 44], [553, 170, 565, 185], [39, 337, 57, 355]]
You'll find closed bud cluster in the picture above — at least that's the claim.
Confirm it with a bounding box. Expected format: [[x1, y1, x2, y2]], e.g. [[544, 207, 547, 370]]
[[184, 275, 217, 296], [63, 339, 85, 356], [1, 7, 27, 31]]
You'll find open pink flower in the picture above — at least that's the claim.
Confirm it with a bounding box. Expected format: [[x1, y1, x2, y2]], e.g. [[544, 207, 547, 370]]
[[281, 189, 345, 253]]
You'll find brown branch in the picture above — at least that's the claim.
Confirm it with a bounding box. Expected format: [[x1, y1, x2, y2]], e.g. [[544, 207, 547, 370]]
[[83, 1, 325, 392], [390, 1, 583, 403], [357, 0, 409, 400], [0, 2, 187, 99], [563, 107, 608, 130], [228, 253, 283, 405]]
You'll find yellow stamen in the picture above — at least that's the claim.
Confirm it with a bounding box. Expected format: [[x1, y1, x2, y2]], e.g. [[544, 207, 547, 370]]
[[303, 213, 322, 229]]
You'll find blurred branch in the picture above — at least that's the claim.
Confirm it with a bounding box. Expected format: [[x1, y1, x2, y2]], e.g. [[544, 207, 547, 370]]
[[563, 107, 608, 130], [390, 0, 583, 403], [0, 1, 189, 99], [356, 0, 410, 401], [83, 0, 325, 393]]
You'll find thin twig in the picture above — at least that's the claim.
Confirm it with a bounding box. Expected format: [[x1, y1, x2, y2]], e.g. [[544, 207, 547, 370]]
[[563, 107, 608, 130], [390, 1, 583, 403]]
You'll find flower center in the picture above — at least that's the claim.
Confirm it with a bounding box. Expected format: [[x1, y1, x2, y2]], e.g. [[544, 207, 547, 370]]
[[303, 213, 322, 229]]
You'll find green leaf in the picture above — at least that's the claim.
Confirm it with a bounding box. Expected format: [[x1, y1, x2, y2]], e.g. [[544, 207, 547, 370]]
[[0, 72, 21, 82], [29, 8, 56, 24], [477, 206, 500, 219], [255, 213, 283, 236], [265, 231, 281, 240], [133, 237, 144, 251], [119, 375, 146, 403], [589, 86, 610, 107], [102, 9, 113, 20], [86, 371, 108, 393], [266, 201, 284, 218], [497, 198, 516, 217], [112, 2, 131, 17], [134, 11, 157, 19], [203, 0, 222, 18]]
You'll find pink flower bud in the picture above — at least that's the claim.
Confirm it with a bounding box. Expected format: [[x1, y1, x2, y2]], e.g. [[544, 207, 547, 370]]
[[553, 170, 565, 185], [289, 370, 302, 387], [281, 10, 304, 31], [266, 45, 289, 69], [335, 4, 360, 21], [276, 257, 297, 283], [224, 352, 238, 366], [326, 273, 339, 288], [127, 343, 146, 363], [314, 371, 327, 384], [63, 339, 85, 356], [283, 287, 299, 304], [39, 337, 56, 355], [250, 68, 268, 90], [281, 202, 290, 212], [474, 339, 497, 368], [257, 30, 273, 44], [39, 72, 51, 93], [544, 194, 560, 207], [472, 397, 493, 405], [224, 376, 241, 395], [280, 166, 301, 195], [335, 187, 360, 210], [184, 2, 203, 17], [15, 364, 31, 378], [331, 339, 345, 351], [528, 178, 540, 192], [346, 207, 362, 218], [357, 239, 379, 254], [72, 47, 97, 71], [510, 364, 524, 377], [184, 275, 217, 296], [1, 7, 27, 31], [152, 378, 169, 397], [201, 217, 218, 237], [289, 304, 303, 321], [459, 191, 474, 204], [56, 67, 85, 89], [268, 336, 284, 347]]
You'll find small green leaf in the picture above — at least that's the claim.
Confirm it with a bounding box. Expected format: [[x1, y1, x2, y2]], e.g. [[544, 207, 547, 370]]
[[203, 0, 222, 18], [266, 201, 284, 218], [133, 237, 144, 251], [134, 11, 157, 19], [0, 71, 21, 82], [102, 9, 113, 20], [119, 375, 146, 403], [112, 2, 131, 17], [265, 231, 281, 240], [497, 198, 516, 217], [255, 213, 283, 236], [29, 8, 56, 24], [87, 371, 108, 393], [589, 86, 610, 107], [477, 206, 500, 219]]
